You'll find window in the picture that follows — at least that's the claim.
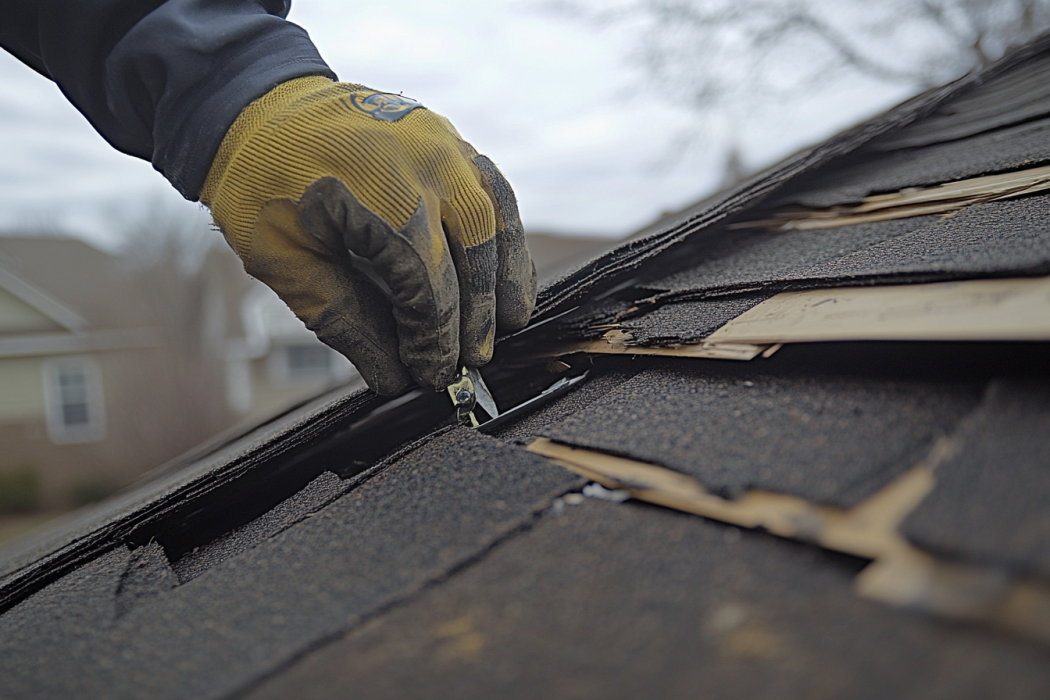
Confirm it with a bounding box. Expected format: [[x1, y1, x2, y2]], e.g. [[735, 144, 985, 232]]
[[268, 344, 336, 384], [43, 356, 105, 444], [286, 345, 332, 378], [266, 343, 358, 386]]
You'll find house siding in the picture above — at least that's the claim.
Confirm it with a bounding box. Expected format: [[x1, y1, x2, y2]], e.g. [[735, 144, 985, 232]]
[[0, 287, 62, 335], [0, 357, 46, 423]]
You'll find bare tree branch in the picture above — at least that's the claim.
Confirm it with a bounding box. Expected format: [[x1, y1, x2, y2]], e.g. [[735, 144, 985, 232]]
[[543, 0, 1050, 180]]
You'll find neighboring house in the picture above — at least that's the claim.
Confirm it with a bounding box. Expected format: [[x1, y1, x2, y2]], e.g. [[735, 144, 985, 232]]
[[0, 237, 162, 510], [0, 237, 359, 510], [224, 276, 359, 422]]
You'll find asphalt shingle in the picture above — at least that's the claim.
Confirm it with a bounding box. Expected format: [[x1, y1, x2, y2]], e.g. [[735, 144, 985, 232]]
[[779, 117, 1050, 209], [903, 379, 1050, 577], [540, 365, 984, 507], [0, 429, 581, 700], [247, 499, 1050, 700]]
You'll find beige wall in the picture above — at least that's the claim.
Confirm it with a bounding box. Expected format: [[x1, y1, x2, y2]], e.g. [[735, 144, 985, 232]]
[[0, 346, 232, 510], [0, 352, 119, 510], [0, 419, 123, 511], [0, 357, 46, 423], [0, 286, 62, 335]]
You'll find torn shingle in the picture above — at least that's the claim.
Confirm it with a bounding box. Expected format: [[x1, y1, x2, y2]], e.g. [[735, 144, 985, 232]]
[[115, 542, 176, 618], [539, 366, 983, 507], [173, 471, 351, 583], [902, 380, 1050, 577], [527, 436, 1050, 643]]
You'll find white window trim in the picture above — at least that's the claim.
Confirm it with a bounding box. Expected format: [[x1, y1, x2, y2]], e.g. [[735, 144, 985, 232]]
[[224, 353, 253, 415], [42, 355, 106, 444], [267, 344, 340, 385]]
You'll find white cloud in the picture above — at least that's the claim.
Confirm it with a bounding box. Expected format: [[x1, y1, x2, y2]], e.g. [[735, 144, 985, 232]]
[[0, 0, 911, 246]]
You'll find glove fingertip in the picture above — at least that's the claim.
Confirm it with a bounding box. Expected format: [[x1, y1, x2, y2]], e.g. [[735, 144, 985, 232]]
[[369, 372, 416, 398], [409, 360, 459, 393], [459, 321, 496, 367], [496, 258, 537, 332]]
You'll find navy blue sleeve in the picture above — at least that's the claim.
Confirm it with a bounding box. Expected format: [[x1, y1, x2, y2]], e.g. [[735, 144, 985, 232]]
[[0, 0, 336, 199]]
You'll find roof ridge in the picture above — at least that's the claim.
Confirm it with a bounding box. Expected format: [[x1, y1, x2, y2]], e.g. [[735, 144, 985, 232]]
[[0, 259, 89, 332], [524, 31, 1050, 329]]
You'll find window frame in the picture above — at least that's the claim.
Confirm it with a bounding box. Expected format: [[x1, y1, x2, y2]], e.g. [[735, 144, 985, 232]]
[[42, 355, 106, 444], [267, 343, 337, 384]]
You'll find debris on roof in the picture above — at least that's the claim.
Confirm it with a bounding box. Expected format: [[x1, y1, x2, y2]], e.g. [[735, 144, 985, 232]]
[[526, 436, 1050, 645], [738, 164, 1050, 231], [704, 276, 1050, 344]]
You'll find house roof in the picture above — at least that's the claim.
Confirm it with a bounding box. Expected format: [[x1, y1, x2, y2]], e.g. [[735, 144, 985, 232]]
[[0, 236, 151, 330], [0, 236, 165, 358], [3, 33, 1050, 699]]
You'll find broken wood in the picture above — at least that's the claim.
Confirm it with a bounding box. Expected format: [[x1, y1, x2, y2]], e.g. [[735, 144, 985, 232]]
[[527, 437, 1050, 645], [545, 328, 773, 362], [553, 338, 772, 361], [733, 163, 1050, 231], [704, 276, 1050, 345]]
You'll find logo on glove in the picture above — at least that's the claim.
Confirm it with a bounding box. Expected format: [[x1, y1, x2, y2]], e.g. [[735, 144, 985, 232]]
[[348, 92, 424, 122]]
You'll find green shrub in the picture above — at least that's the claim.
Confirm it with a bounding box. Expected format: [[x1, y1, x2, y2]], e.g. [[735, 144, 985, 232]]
[[69, 479, 120, 507], [0, 465, 41, 514]]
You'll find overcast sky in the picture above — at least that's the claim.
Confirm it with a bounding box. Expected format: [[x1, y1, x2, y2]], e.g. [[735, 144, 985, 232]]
[[0, 0, 914, 250]]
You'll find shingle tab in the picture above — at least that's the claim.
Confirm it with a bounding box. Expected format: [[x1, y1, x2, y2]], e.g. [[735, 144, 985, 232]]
[[0, 430, 581, 699], [540, 366, 983, 507], [903, 380, 1050, 576]]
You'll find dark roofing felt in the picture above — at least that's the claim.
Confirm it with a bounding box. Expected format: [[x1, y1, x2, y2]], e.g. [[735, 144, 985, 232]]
[[3, 32, 1050, 700]]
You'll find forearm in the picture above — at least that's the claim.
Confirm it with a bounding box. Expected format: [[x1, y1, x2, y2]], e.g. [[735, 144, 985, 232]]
[[0, 0, 335, 198]]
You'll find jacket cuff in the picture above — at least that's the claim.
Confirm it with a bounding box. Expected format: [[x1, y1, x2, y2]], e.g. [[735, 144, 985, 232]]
[[158, 32, 334, 199]]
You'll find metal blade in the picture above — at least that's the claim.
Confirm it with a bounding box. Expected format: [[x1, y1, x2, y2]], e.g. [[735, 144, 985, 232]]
[[468, 367, 499, 419], [476, 372, 588, 433]]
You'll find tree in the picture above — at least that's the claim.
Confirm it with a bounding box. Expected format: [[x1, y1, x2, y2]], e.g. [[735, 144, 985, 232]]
[[111, 202, 242, 472], [547, 0, 1050, 181]]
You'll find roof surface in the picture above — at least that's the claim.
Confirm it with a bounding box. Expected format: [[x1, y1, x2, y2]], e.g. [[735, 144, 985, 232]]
[[3, 33, 1050, 700]]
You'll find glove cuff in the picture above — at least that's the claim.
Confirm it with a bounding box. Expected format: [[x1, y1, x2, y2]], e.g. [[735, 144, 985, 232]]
[[201, 75, 335, 254]]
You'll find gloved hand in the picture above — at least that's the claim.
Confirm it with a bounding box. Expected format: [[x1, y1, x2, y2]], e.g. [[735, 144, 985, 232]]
[[201, 76, 536, 396]]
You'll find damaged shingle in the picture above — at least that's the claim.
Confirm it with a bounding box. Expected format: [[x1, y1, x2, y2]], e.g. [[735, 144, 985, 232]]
[[245, 501, 1050, 700], [115, 542, 175, 618], [903, 380, 1050, 577], [173, 471, 351, 583], [539, 366, 983, 507], [0, 430, 582, 700]]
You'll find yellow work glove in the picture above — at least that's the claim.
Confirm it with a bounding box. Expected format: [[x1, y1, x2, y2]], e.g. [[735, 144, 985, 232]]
[[201, 77, 536, 396]]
